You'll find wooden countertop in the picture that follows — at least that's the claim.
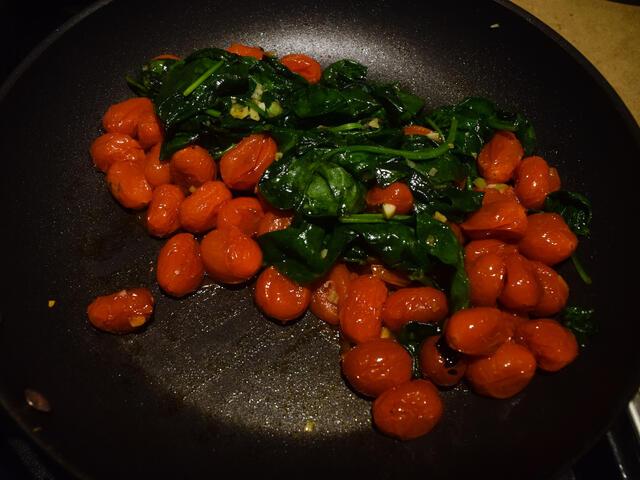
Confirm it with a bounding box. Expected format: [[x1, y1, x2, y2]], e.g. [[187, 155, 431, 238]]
[[513, 0, 640, 124]]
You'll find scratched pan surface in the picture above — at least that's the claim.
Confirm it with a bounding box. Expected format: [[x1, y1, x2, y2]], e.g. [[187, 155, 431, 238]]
[[1, 0, 639, 478]]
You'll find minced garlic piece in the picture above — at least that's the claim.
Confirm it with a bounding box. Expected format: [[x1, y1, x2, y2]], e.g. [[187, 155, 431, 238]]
[[433, 211, 448, 223]]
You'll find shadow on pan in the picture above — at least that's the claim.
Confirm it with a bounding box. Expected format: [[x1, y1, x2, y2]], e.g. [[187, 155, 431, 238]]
[[0, 0, 639, 478]]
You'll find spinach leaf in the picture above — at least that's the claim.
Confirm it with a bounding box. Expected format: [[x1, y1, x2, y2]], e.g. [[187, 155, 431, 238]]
[[544, 190, 592, 236], [396, 322, 442, 376], [321, 60, 368, 88], [292, 85, 381, 123], [408, 172, 483, 222], [560, 306, 597, 346], [127, 58, 179, 98], [370, 83, 424, 126]]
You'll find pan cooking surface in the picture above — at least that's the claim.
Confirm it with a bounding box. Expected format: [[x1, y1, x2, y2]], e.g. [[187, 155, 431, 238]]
[[1, 1, 639, 478]]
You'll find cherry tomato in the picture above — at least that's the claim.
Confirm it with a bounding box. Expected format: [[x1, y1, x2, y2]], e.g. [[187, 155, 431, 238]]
[[256, 211, 294, 236], [465, 342, 536, 399], [310, 263, 355, 325], [254, 266, 311, 322], [531, 262, 569, 317], [460, 196, 528, 241], [156, 233, 205, 297], [515, 319, 578, 372], [136, 113, 163, 149], [152, 54, 180, 60], [219, 134, 277, 190], [339, 275, 388, 344], [402, 125, 433, 136], [342, 338, 413, 397], [463, 239, 517, 266], [106, 160, 152, 209], [368, 264, 411, 287], [448, 222, 465, 244], [467, 252, 506, 307], [144, 143, 172, 187], [548, 167, 561, 192], [481, 186, 520, 205], [178, 181, 232, 233], [518, 213, 578, 266], [365, 182, 414, 215], [498, 253, 541, 312], [217, 197, 264, 237], [226, 43, 264, 60], [419, 335, 467, 387], [170, 145, 216, 190], [200, 226, 263, 284], [90, 133, 145, 173], [502, 311, 529, 339], [445, 307, 511, 355], [102, 97, 154, 137], [372, 379, 443, 440], [146, 184, 185, 237], [477, 131, 524, 183], [87, 288, 154, 334], [381, 287, 448, 332], [514, 156, 560, 209], [280, 54, 322, 84]]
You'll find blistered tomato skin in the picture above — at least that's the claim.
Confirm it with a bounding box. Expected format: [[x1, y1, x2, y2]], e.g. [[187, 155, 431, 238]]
[[146, 184, 185, 238], [254, 266, 311, 322], [445, 307, 511, 356], [179, 181, 232, 234], [220, 134, 277, 191], [514, 156, 560, 209], [170, 145, 216, 190], [226, 43, 264, 60], [200, 226, 263, 284], [372, 379, 444, 440], [102, 97, 154, 137], [310, 263, 354, 325], [380, 287, 448, 332], [339, 275, 388, 344], [498, 253, 542, 312], [531, 262, 569, 317], [464, 239, 518, 266], [256, 211, 293, 236], [365, 182, 414, 215], [87, 288, 154, 334], [518, 213, 578, 266], [460, 197, 528, 242], [515, 319, 578, 372], [419, 336, 467, 387], [477, 131, 524, 183], [466, 342, 537, 399], [280, 54, 322, 84], [156, 233, 205, 297], [341, 339, 413, 397], [106, 160, 153, 210], [216, 197, 264, 237], [144, 143, 172, 187], [467, 252, 506, 307], [90, 133, 145, 173]]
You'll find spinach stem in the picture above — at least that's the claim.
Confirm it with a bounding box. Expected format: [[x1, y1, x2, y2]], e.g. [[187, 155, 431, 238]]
[[320, 122, 364, 132], [571, 253, 592, 285], [205, 108, 221, 117], [338, 214, 413, 224], [325, 142, 452, 161], [182, 60, 223, 96], [125, 76, 146, 93], [446, 117, 458, 145]]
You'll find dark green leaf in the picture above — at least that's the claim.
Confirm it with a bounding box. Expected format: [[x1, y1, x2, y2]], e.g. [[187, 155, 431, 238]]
[[397, 322, 442, 376], [560, 306, 597, 346], [321, 60, 368, 88], [544, 190, 592, 236]]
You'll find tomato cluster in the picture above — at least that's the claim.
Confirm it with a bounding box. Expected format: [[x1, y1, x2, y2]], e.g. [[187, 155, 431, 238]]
[[86, 46, 581, 442]]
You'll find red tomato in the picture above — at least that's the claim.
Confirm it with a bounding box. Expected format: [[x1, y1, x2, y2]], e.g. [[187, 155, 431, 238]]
[[365, 182, 414, 215], [466, 252, 506, 307], [477, 131, 524, 183], [254, 266, 311, 322], [146, 184, 185, 238], [87, 288, 154, 334], [256, 211, 293, 236], [170, 145, 216, 190], [339, 275, 388, 344], [403, 125, 433, 136], [144, 143, 172, 187], [156, 233, 205, 297], [219, 134, 277, 190], [310, 263, 355, 325], [514, 156, 560, 209], [178, 181, 232, 233], [216, 197, 264, 237], [102, 97, 154, 138], [460, 196, 528, 241], [90, 133, 145, 173], [465, 342, 536, 399], [368, 264, 412, 288], [280, 54, 322, 84], [106, 160, 152, 210], [372, 379, 443, 440], [200, 226, 263, 284], [226, 43, 264, 60], [419, 335, 467, 387], [518, 213, 578, 266], [463, 239, 518, 266], [445, 307, 511, 356], [498, 253, 542, 312], [341, 338, 413, 397], [380, 287, 448, 331], [531, 262, 569, 317], [515, 319, 578, 372]]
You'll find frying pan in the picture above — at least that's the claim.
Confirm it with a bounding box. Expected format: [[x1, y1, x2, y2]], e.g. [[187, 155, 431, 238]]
[[1, 1, 639, 478]]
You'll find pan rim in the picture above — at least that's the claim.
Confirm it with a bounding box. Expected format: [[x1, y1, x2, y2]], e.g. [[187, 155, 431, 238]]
[[1, 1, 639, 479]]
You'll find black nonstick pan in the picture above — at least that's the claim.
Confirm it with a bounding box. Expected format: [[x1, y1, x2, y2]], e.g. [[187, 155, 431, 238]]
[[1, 1, 639, 478]]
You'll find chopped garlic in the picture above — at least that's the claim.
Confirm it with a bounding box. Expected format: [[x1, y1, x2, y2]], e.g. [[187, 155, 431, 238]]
[[188, 185, 197, 193], [428, 167, 438, 177], [320, 248, 328, 258], [473, 177, 487, 189], [275, 152, 283, 160], [380, 327, 392, 339], [248, 108, 261, 121], [433, 211, 448, 223], [230, 103, 249, 119], [382, 203, 396, 219], [128, 316, 146, 328], [426, 131, 441, 142], [488, 183, 509, 192], [304, 419, 316, 433], [267, 101, 283, 118], [425, 234, 436, 246], [367, 118, 380, 129], [251, 83, 264, 101], [47, 300, 56, 308]]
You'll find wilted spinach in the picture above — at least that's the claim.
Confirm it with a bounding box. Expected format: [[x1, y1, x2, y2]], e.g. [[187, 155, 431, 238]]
[[544, 190, 592, 236], [560, 306, 597, 346]]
